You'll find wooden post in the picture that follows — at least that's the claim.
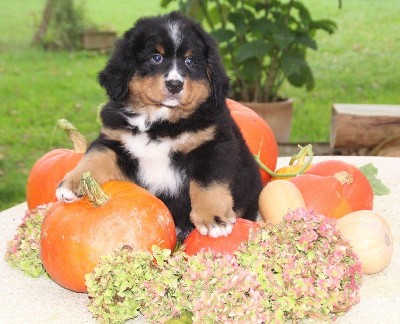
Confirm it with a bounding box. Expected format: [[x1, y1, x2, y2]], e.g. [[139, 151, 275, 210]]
[[330, 104, 400, 149]]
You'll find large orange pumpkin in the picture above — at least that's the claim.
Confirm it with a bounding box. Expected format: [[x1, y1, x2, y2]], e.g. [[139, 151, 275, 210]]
[[305, 160, 373, 211], [40, 179, 176, 293], [226, 99, 278, 185], [26, 120, 86, 209], [290, 174, 352, 219], [184, 218, 260, 256]]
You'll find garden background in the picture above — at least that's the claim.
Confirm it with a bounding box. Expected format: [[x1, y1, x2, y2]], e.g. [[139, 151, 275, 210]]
[[0, 0, 399, 211]]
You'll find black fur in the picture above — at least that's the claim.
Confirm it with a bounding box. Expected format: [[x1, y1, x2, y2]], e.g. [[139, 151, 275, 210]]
[[92, 12, 262, 240]]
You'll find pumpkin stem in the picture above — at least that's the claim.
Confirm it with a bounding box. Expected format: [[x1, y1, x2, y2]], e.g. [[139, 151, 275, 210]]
[[254, 144, 314, 179], [289, 144, 312, 166], [57, 119, 87, 154], [80, 172, 110, 207], [334, 171, 353, 185]]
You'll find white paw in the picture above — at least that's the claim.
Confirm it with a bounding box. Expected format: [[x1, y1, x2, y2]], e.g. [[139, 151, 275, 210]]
[[197, 224, 209, 236], [196, 221, 235, 238], [56, 186, 80, 203], [209, 223, 233, 238]]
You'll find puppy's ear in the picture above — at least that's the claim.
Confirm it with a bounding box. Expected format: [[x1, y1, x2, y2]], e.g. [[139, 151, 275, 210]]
[[195, 24, 230, 105], [98, 28, 139, 102]]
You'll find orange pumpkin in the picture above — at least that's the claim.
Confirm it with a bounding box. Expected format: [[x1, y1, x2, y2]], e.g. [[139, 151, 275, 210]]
[[184, 218, 260, 256], [40, 179, 176, 293], [290, 173, 352, 219], [305, 160, 373, 211], [226, 99, 278, 185], [26, 120, 86, 209]]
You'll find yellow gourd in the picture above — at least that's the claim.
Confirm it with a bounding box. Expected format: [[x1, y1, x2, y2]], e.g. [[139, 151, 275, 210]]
[[259, 180, 306, 225], [336, 210, 393, 274]]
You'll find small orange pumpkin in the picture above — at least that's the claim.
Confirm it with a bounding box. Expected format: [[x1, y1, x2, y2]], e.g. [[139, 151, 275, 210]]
[[226, 99, 278, 185], [184, 218, 260, 256], [305, 160, 373, 211], [40, 176, 176, 293], [26, 120, 86, 209], [290, 173, 352, 219]]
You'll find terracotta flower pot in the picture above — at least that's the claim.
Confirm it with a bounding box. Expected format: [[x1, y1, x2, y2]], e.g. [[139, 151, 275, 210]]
[[83, 29, 117, 51]]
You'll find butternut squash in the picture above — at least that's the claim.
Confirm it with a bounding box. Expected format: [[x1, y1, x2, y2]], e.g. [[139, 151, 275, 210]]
[[336, 210, 393, 274], [259, 180, 306, 225]]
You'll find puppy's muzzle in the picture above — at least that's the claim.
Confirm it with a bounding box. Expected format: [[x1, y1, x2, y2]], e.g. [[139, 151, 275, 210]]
[[165, 79, 183, 94]]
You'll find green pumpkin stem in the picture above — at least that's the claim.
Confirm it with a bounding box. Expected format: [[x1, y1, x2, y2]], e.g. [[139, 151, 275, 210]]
[[57, 119, 87, 154], [81, 172, 110, 207], [254, 144, 314, 179]]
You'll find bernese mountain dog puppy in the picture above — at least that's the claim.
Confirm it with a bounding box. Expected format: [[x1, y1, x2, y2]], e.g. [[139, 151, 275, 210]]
[[56, 12, 263, 241]]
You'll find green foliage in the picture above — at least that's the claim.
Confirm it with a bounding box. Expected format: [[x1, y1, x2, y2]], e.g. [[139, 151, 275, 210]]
[[359, 163, 391, 196], [40, 0, 87, 50], [162, 0, 337, 102]]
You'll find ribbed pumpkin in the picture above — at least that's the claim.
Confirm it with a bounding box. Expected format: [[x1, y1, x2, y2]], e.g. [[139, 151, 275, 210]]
[[26, 120, 86, 209], [226, 99, 278, 185], [40, 176, 176, 293]]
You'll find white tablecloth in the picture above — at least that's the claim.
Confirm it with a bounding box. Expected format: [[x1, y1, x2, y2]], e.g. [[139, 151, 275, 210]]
[[1, 156, 399, 323]]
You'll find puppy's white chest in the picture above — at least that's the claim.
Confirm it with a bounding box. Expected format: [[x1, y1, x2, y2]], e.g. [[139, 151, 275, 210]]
[[121, 132, 184, 197]]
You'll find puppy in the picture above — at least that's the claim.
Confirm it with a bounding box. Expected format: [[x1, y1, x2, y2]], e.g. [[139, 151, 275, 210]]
[[56, 12, 263, 241]]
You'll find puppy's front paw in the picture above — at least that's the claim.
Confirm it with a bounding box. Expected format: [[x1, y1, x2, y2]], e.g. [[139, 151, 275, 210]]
[[191, 209, 237, 238], [56, 172, 83, 203], [189, 181, 237, 238], [56, 185, 80, 203]]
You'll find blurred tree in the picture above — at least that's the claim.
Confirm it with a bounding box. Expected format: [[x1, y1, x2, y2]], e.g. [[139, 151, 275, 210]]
[[31, 0, 86, 50]]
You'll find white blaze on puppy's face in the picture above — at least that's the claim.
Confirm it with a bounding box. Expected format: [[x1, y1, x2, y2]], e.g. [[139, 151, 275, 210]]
[[166, 62, 183, 82], [167, 21, 182, 47]]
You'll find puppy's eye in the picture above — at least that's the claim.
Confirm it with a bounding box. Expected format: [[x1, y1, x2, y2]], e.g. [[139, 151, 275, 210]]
[[151, 54, 164, 64], [185, 57, 194, 67]]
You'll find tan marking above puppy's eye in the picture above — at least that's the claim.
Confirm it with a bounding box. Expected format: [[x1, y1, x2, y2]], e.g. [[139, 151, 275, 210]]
[[184, 49, 193, 57], [155, 44, 165, 55]]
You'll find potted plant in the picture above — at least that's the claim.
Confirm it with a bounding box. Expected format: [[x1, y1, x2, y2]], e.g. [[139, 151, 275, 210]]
[[161, 0, 337, 142]]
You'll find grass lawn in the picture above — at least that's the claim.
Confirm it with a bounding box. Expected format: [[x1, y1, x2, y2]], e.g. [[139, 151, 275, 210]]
[[0, 0, 399, 211]]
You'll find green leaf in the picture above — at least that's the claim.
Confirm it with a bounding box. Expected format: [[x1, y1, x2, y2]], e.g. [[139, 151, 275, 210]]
[[236, 40, 270, 62], [239, 57, 260, 82], [295, 33, 318, 50], [210, 28, 235, 43], [281, 52, 305, 76], [160, 0, 174, 8], [271, 23, 296, 49], [310, 19, 337, 34], [228, 12, 247, 34], [359, 163, 391, 196], [291, 1, 312, 23], [252, 18, 275, 36], [282, 52, 315, 90]]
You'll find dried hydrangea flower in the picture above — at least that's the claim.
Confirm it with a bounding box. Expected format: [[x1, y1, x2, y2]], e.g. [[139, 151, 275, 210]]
[[86, 245, 157, 324], [236, 208, 363, 322], [87, 208, 363, 323], [4, 204, 51, 277]]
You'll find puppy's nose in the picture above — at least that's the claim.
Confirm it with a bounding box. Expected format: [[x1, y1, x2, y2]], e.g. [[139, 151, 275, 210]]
[[165, 79, 183, 94]]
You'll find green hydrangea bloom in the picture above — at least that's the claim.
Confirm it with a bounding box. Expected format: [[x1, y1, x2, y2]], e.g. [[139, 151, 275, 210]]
[[4, 204, 51, 277]]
